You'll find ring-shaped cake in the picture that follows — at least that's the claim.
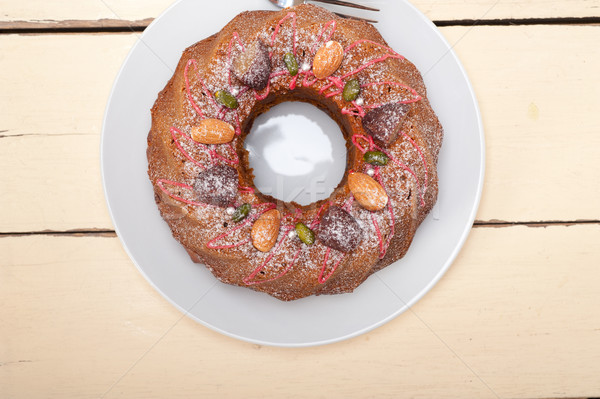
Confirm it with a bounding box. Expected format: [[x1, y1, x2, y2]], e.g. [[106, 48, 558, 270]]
[[147, 4, 443, 301]]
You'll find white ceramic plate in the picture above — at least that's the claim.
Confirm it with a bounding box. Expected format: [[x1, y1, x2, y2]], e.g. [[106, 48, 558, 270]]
[[101, 0, 484, 347]]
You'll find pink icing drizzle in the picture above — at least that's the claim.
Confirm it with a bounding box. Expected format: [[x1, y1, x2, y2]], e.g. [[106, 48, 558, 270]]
[[271, 12, 297, 56], [342, 100, 367, 117], [370, 213, 385, 256], [156, 179, 205, 207], [373, 168, 396, 259], [345, 39, 397, 54], [170, 127, 206, 169], [243, 210, 303, 285], [319, 248, 346, 284], [315, 197, 354, 284], [254, 80, 271, 101], [311, 201, 330, 229], [314, 202, 350, 284], [341, 40, 402, 81], [243, 229, 301, 285], [342, 196, 354, 211], [227, 32, 245, 89], [360, 81, 421, 103], [311, 20, 337, 54], [238, 186, 255, 194], [184, 59, 220, 118], [401, 131, 429, 202]]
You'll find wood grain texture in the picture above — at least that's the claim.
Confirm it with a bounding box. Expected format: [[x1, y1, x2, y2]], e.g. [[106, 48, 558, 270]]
[[0, 0, 598, 26], [1, 225, 599, 398], [1, 26, 599, 232], [0, 34, 137, 137], [0, 134, 111, 232], [441, 25, 600, 223]]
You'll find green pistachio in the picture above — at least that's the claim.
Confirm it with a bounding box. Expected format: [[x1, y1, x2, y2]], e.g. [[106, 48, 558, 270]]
[[342, 79, 361, 102], [295, 222, 315, 245], [363, 150, 389, 166], [215, 89, 239, 109], [232, 203, 251, 223], [283, 52, 299, 77]]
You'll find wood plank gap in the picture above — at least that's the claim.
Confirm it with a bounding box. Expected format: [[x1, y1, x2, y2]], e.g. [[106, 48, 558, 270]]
[[0, 132, 95, 139], [434, 16, 600, 27], [474, 219, 600, 228], [0, 18, 150, 34], [1, 220, 598, 238], [0, 16, 599, 35], [0, 229, 116, 238]]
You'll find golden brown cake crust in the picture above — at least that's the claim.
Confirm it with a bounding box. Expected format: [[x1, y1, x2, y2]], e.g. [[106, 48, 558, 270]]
[[147, 4, 443, 301]]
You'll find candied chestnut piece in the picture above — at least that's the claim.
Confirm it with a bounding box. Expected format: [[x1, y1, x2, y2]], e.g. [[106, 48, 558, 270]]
[[231, 40, 272, 91], [193, 164, 238, 207], [317, 206, 363, 252], [362, 103, 410, 147]]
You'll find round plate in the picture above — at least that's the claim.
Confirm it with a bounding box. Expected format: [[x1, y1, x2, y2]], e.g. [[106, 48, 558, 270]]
[[101, 0, 484, 347]]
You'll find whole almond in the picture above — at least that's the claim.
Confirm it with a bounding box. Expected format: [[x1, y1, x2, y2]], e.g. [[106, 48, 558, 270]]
[[348, 172, 388, 211], [191, 118, 235, 144], [251, 209, 281, 252], [313, 40, 344, 79]]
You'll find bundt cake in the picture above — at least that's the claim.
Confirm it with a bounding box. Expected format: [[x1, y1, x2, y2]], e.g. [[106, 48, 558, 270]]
[[147, 4, 443, 301]]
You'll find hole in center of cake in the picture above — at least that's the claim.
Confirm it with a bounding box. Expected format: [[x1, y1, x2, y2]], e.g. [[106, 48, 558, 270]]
[[245, 102, 347, 206]]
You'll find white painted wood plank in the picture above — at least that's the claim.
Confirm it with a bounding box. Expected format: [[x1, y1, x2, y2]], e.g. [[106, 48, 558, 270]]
[[1, 225, 599, 398], [417, 0, 600, 20], [442, 25, 600, 223], [0, 134, 112, 232], [0, 0, 598, 25], [0, 34, 137, 137]]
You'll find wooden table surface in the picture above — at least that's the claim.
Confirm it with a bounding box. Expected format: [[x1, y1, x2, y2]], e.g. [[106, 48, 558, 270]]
[[1, 1, 599, 398]]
